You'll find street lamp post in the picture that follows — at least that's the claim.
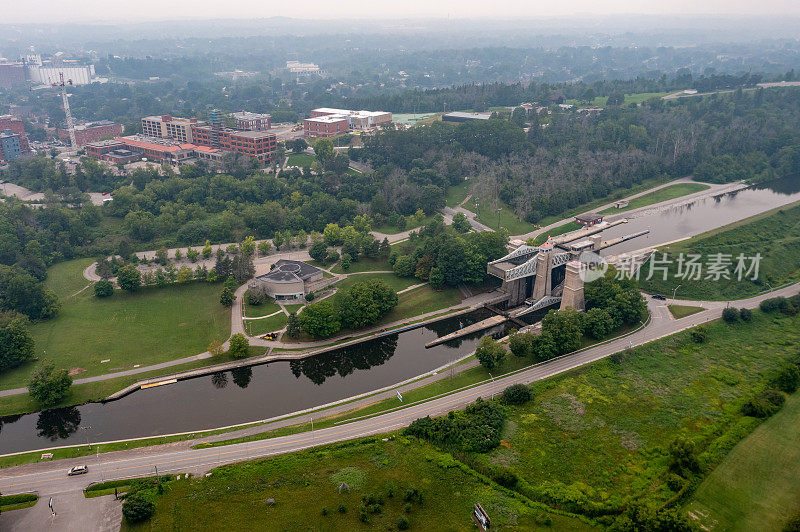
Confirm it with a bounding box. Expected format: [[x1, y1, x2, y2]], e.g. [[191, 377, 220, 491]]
[[496, 207, 501, 230], [672, 284, 682, 301]]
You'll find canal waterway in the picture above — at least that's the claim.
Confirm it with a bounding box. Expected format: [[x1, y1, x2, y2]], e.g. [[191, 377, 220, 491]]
[[2, 176, 799, 454], [0, 310, 511, 454], [602, 175, 800, 254]]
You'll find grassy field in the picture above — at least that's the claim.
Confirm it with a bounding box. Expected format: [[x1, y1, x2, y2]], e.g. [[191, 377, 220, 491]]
[[243, 293, 281, 318], [286, 153, 315, 167], [244, 312, 287, 336], [599, 182, 710, 214], [687, 392, 800, 531], [0, 259, 231, 392], [330, 256, 391, 274], [640, 201, 800, 300], [130, 437, 594, 531], [372, 214, 437, 235], [383, 285, 463, 323], [466, 311, 800, 514], [668, 304, 705, 318], [566, 92, 669, 107], [531, 221, 581, 245], [463, 198, 537, 235], [335, 272, 419, 293], [446, 179, 472, 207]]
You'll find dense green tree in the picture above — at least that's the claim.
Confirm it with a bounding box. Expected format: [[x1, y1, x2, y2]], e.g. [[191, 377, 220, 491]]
[[299, 299, 341, 338], [219, 286, 235, 307], [309, 242, 328, 263], [0, 311, 35, 371], [28, 362, 72, 407], [286, 312, 301, 338], [337, 280, 398, 329], [122, 494, 156, 524], [452, 211, 471, 233], [93, 279, 114, 298], [541, 308, 583, 354], [228, 333, 249, 359], [475, 336, 506, 371], [116, 264, 141, 292]]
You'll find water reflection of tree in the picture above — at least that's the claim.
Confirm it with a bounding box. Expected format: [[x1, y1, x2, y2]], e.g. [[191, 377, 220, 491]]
[[0, 414, 23, 435], [36, 407, 81, 441], [231, 366, 253, 389], [289, 336, 398, 385], [211, 372, 228, 389]]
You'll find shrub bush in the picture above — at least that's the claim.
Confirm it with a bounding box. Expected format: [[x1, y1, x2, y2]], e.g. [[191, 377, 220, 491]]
[[784, 511, 800, 532], [772, 364, 800, 393], [690, 327, 707, 343], [760, 297, 788, 313], [122, 494, 155, 523], [501, 384, 533, 405], [397, 515, 410, 530], [490, 467, 519, 488], [337, 504, 347, 514], [93, 279, 114, 298], [739, 307, 753, 322], [741, 389, 785, 418], [404, 398, 505, 453], [722, 307, 739, 323]]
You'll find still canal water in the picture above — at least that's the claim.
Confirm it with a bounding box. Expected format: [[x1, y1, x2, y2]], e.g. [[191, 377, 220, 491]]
[[0, 310, 510, 454], [602, 175, 800, 254], [2, 176, 799, 454]]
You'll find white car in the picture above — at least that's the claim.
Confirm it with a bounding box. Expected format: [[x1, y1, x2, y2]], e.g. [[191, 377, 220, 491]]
[[67, 465, 89, 476]]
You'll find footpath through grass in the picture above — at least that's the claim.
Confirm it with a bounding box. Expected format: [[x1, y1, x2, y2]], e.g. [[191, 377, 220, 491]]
[[640, 201, 800, 300], [134, 437, 594, 531], [599, 182, 709, 214], [687, 391, 800, 531], [0, 259, 231, 392]]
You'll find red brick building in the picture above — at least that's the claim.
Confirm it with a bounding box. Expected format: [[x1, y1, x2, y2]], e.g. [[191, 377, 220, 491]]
[[302, 115, 349, 138], [191, 125, 277, 163], [58, 121, 124, 147], [0, 115, 30, 152]]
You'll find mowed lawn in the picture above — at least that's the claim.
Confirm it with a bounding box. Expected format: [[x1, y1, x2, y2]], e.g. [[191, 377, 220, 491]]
[[129, 437, 595, 531], [463, 197, 537, 235], [599, 182, 710, 214], [687, 391, 800, 532], [335, 272, 419, 293], [0, 259, 230, 391]]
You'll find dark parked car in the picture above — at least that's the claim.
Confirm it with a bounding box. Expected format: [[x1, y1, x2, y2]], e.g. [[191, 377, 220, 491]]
[[651, 294, 667, 300]]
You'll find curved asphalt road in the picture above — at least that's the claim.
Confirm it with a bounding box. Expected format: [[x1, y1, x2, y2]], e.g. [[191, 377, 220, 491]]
[[1, 281, 798, 532]]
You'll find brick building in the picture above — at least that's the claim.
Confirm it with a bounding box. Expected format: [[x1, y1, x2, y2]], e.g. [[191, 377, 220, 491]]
[[141, 115, 203, 143], [114, 136, 197, 164], [304, 107, 392, 137], [0, 115, 30, 152], [58, 120, 124, 147], [191, 125, 277, 163], [231, 111, 271, 131]]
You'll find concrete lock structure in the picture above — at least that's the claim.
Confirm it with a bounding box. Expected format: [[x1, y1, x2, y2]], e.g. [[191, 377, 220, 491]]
[[487, 219, 650, 317]]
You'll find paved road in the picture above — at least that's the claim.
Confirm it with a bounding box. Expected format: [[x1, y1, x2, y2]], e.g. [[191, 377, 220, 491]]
[[2, 282, 797, 531]]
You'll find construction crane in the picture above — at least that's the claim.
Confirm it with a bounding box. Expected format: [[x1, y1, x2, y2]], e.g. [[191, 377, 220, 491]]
[[52, 73, 77, 152]]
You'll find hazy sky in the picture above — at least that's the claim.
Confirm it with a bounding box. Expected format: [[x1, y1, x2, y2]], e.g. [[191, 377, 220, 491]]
[[4, 0, 800, 23]]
